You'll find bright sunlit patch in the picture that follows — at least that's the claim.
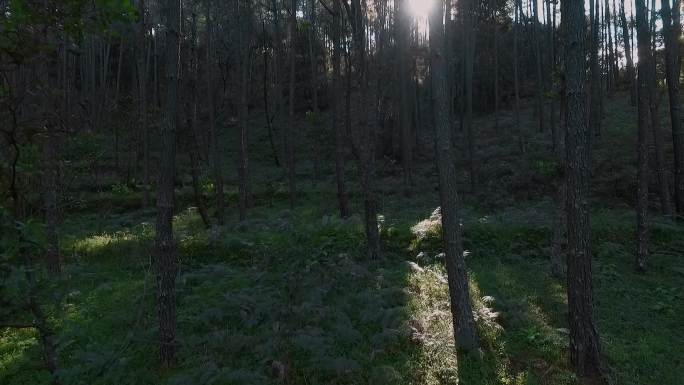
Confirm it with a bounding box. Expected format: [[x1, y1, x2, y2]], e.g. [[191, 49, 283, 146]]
[[407, 0, 434, 19]]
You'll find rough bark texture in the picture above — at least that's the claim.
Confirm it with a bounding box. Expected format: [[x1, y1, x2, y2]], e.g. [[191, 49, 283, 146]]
[[237, 0, 251, 221], [562, 0, 603, 378], [397, 0, 413, 192], [332, 0, 351, 219], [532, 0, 545, 133], [286, 0, 298, 209], [589, 0, 602, 144], [154, 0, 180, 367], [350, 0, 380, 259], [635, 0, 650, 272], [138, 0, 151, 208], [187, 10, 210, 228], [662, 0, 684, 214], [620, 0, 637, 106], [514, 0, 525, 154], [206, 0, 225, 225], [429, 3, 480, 352], [463, 0, 477, 192]]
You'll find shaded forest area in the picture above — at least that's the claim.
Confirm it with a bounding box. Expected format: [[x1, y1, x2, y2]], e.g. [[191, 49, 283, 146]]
[[1, 0, 683, 384]]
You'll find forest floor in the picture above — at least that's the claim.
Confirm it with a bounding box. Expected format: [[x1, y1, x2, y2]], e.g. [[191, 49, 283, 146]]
[[2, 93, 683, 385]]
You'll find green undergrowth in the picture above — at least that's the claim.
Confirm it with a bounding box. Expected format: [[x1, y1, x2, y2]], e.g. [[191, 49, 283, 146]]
[[3, 201, 682, 385]]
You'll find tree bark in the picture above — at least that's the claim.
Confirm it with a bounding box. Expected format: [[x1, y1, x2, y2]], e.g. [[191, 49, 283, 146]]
[[397, 0, 413, 193], [533, 0, 545, 133], [137, 0, 151, 208], [514, 0, 524, 154], [647, 7, 674, 217], [589, 0, 602, 144], [188, 9, 210, 228], [620, 0, 637, 106], [154, 0, 180, 367], [348, 0, 380, 258], [662, 0, 684, 215], [463, 0, 477, 192], [635, 0, 651, 272], [429, 0, 480, 352], [286, 0, 298, 208], [332, 0, 351, 218], [206, 0, 225, 225], [237, 0, 251, 221], [562, 0, 603, 378]]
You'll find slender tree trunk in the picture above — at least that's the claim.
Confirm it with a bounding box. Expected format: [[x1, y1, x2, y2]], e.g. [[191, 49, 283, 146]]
[[307, 0, 321, 181], [350, 0, 380, 259], [635, 0, 651, 272], [154, 0, 180, 367], [206, 0, 225, 225], [562, 0, 603, 378], [493, 0, 499, 131], [647, 4, 674, 217], [262, 19, 281, 167], [138, 0, 151, 208], [551, 22, 566, 278], [605, 0, 616, 92], [662, 0, 684, 215], [589, 0, 602, 145], [533, 0, 545, 133], [332, 0, 351, 218], [621, 0, 637, 106], [429, 0, 480, 352], [514, 0, 524, 154], [463, 0, 477, 192], [188, 9, 210, 228], [237, 0, 251, 221], [550, 0, 558, 147], [286, 0, 298, 208], [397, 0, 413, 193]]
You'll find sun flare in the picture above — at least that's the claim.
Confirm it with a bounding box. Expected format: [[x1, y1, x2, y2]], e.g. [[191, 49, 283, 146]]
[[407, 0, 434, 19]]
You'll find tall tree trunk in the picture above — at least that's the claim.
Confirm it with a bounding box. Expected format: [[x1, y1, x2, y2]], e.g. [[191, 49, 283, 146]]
[[514, 0, 524, 154], [463, 0, 477, 192], [551, 14, 566, 277], [138, 0, 151, 208], [271, 0, 285, 169], [493, 0, 499, 131], [237, 0, 251, 221], [635, 0, 651, 271], [206, 0, 225, 225], [286, 0, 298, 208], [605, 0, 616, 92], [262, 19, 281, 167], [589, 0, 602, 145], [332, 0, 351, 218], [621, 0, 637, 106], [154, 0, 180, 367], [562, 0, 603, 378], [533, 0, 545, 133], [662, 0, 684, 215], [397, 0, 413, 192], [188, 9, 210, 228], [349, 0, 380, 259], [428, 0, 480, 352], [307, 0, 321, 181], [648, 0, 674, 217]]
